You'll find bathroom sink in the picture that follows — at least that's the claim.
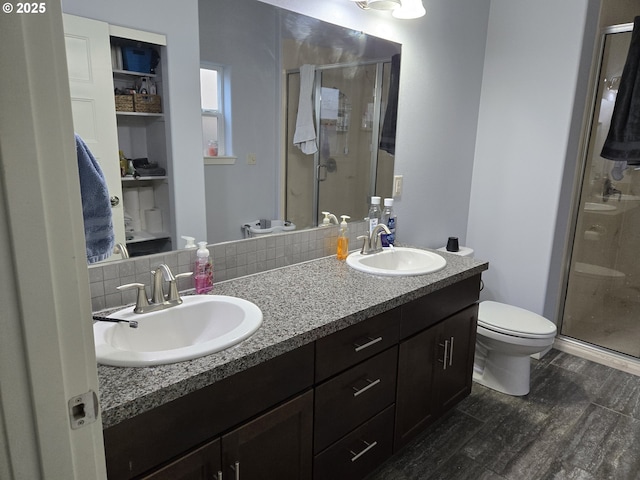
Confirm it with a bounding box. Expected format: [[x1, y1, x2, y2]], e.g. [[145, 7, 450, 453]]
[[94, 295, 263, 367], [346, 247, 446, 277], [584, 202, 616, 212]]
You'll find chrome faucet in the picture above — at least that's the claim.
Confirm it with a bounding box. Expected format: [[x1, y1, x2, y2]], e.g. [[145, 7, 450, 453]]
[[113, 242, 129, 259], [603, 177, 622, 202], [117, 264, 192, 314], [358, 224, 391, 255]]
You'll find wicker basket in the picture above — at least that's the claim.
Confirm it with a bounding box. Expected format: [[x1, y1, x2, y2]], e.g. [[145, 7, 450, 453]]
[[134, 94, 162, 114], [115, 95, 134, 112]]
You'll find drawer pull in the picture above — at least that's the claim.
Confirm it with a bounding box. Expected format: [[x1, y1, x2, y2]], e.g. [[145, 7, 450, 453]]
[[438, 340, 449, 370], [352, 378, 381, 397], [449, 336, 454, 366], [350, 440, 378, 462], [216, 472, 223, 480], [353, 336, 383, 352], [230, 461, 240, 480]]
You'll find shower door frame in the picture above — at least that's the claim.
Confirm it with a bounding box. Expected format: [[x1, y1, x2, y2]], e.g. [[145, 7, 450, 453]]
[[285, 59, 390, 228], [556, 21, 636, 356]]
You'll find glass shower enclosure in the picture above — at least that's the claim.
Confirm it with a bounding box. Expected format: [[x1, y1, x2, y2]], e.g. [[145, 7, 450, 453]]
[[561, 22, 640, 358], [284, 60, 395, 230]]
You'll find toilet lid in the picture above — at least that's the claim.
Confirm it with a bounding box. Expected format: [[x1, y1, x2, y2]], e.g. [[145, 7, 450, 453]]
[[478, 301, 557, 338]]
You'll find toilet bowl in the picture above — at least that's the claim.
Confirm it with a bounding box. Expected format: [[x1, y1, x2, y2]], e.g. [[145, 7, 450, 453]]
[[473, 301, 557, 396]]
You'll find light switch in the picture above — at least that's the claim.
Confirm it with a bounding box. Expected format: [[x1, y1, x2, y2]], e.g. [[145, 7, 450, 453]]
[[393, 175, 403, 197]]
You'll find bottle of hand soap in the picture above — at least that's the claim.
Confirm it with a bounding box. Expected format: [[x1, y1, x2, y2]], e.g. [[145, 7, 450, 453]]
[[337, 215, 350, 260], [194, 242, 213, 294]]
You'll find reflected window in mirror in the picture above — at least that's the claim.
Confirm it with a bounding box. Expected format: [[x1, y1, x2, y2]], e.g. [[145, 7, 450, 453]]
[[200, 64, 227, 157]]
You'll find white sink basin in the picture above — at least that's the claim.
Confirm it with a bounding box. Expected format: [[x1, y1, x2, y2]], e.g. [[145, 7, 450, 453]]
[[346, 247, 446, 277], [94, 295, 263, 367]]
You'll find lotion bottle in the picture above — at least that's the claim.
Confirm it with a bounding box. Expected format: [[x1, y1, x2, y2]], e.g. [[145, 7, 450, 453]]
[[194, 242, 213, 294], [337, 215, 350, 260]]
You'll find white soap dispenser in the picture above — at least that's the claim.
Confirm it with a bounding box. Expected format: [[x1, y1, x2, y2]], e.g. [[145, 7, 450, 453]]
[[181, 236, 196, 249]]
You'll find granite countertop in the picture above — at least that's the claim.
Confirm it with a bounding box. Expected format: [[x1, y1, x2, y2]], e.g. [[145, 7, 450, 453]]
[[97, 248, 488, 429]]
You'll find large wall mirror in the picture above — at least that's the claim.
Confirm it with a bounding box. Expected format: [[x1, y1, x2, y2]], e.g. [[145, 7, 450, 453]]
[[200, 0, 401, 244]]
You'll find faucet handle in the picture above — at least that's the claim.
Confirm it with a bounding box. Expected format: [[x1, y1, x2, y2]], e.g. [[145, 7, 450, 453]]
[[116, 283, 150, 313], [167, 272, 193, 303], [357, 235, 370, 254]]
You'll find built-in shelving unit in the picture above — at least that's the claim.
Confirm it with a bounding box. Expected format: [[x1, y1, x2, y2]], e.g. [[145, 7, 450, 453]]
[[109, 26, 172, 257]]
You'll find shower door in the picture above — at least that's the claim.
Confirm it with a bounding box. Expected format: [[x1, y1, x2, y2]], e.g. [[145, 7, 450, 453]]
[[561, 23, 640, 357], [285, 61, 394, 230]]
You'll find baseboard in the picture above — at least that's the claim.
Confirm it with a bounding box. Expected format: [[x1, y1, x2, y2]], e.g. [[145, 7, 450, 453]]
[[553, 336, 640, 377]]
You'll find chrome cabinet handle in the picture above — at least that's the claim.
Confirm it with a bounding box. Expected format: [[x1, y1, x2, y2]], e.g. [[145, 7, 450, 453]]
[[110, 195, 120, 207], [439, 340, 449, 370], [350, 440, 378, 462], [352, 378, 381, 397], [230, 461, 240, 480], [216, 471, 222, 480], [449, 336, 454, 367], [353, 336, 383, 352]]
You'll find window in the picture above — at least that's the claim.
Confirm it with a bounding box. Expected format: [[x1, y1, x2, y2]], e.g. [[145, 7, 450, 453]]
[[200, 64, 227, 157]]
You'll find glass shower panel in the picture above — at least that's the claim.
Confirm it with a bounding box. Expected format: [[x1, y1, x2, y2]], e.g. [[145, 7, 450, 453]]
[[561, 28, 640, 357], [317, 64, 377, 223]]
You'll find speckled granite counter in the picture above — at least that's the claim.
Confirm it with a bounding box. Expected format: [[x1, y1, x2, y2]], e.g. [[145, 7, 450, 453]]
[[97, 248, 488, 429]]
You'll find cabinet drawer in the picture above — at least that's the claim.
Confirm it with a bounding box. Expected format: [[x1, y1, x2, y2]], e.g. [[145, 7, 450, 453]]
[[400, 274, 481, 339], [314, 346, 397, 453], [314, 405, 394, 480], [316, 307, 400, 382]]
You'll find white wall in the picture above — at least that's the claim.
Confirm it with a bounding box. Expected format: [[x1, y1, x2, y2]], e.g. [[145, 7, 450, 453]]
[[61, 0, 207, 245], [467, 0, 598, 316]]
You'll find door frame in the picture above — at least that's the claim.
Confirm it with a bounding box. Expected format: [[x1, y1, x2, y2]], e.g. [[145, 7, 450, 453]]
[[0, 4, 107, 479]]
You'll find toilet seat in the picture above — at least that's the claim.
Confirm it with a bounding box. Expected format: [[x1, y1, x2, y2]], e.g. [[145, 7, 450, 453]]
[[478, 301, 556, 339]]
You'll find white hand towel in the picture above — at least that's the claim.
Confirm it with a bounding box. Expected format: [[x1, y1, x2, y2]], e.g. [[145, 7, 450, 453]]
[[293, 64, 318, 155]]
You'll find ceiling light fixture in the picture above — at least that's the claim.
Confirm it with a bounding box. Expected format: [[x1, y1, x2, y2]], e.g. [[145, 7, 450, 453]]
[[351, 0, 425, 19], [392, 0, 426, 19]]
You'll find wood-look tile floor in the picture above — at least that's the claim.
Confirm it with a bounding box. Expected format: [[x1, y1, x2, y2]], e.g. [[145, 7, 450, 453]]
[[367, 349, 640, 480]]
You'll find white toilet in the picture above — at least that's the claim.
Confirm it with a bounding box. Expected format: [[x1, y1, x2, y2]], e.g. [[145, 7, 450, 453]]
[[473, 301, 557, 396]]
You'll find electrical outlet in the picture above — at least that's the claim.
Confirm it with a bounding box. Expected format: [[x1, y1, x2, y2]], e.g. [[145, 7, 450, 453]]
[[247, 153, 257, 165], [393, 175, 403, 196]]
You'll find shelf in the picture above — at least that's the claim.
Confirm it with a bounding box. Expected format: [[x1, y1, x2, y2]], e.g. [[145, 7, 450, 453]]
[[113, 69, 157, 78], [121, 176, 168, 182], [126, 231, 171, 244], [116, 111, 163, 118]]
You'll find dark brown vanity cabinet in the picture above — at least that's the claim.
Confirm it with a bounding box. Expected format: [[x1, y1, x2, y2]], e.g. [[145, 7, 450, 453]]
[[140, 392, 313, 480], [104, 274, 482, 480], [395, 303, 478, 450]]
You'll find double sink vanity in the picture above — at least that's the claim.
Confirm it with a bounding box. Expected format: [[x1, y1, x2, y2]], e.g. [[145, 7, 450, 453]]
[[95, 246, 488, 479]]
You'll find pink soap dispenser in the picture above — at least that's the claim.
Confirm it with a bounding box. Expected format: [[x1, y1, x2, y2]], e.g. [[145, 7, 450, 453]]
[[194, 241, 213, 294]]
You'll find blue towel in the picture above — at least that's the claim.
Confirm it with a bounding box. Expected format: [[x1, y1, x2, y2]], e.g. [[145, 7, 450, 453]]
[[75, 134, 115, 263], [601, 17, 640, 164]]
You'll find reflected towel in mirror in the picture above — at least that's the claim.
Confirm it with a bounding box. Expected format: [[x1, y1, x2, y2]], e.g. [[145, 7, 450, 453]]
[[293, 64, 318, 155], [75, 133, 115, 263]]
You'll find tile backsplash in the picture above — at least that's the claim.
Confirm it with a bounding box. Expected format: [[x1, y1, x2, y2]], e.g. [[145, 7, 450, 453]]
[[89, 221, 368, 312]]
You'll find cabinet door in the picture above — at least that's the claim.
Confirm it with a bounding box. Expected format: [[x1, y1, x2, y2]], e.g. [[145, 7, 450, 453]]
[[62, 14, 126, 255], [394, 325, 439, 450], [140, 439, 221, 480], [434, 304, 478, 413], [221, 390, 313, 480]]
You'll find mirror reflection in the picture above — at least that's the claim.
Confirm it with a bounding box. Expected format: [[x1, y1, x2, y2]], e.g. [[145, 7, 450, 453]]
[[200, 0, 401, 244], [68, 0, 401, 264]]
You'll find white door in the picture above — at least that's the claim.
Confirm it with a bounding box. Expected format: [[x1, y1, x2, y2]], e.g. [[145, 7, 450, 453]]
[[63, 14, 126, 258]]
